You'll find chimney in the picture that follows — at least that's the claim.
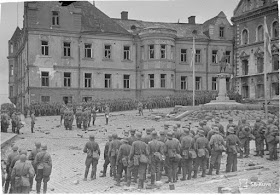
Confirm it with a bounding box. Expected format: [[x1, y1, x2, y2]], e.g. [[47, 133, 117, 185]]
[[188, 16, 196, 24], [121, 11, 128, 20]]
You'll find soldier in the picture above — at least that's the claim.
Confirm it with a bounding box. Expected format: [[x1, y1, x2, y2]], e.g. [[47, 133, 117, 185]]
[[128, 129, 137, 145], [91, 106, 97, 126], [225, 127, 241, 172], [115, 138, 131, 186], [165, 131, 180, 183], [11, 112, 17, 133], [142, 128, 153, 144], [212, 118, 225, 137], [226, 117, 235, 133], [147, 131, 164, 185], [105, 105, 110, 125], [82, 108, 89, 131], [1, 110, 10, 133], [34, 144, 52, 194], [63, 108, 69, 130], [180, 128, 194, 180], [265, 118, 274, 151], [193, 130, 210, 178], [69, 108, 74, 130], [83, 134, 100, 181], [265, 125, 279, 161], [4, 146, 19, 193], [87, 107, 92, 127], [208, 128, 226, 175], [253, 117, 265, 157], [128, 132, 148, 189], [158, 130, 167, 143], [59, 106, 65, 126], [100, 135, 113, 177], [75, 107, 83, 129], [201, 121, 211, 137], [15, 112, 22, 134], [108, 133, 122, 179], [137, 101, 143, 116], [28, 142, 41, 191], [11, 154, 35, 194], [236, 125, 252, 158], [30, 111, 35, 133]]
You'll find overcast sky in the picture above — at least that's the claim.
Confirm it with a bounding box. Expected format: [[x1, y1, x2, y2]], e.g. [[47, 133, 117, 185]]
[[0, 0, 240, 105]]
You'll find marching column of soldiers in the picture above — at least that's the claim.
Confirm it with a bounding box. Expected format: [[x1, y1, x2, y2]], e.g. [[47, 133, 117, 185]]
[[79, 116, 279, 190]]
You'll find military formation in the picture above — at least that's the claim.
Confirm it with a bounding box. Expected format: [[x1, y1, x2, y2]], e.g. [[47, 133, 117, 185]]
[[1, 110, 23, 134], [80, 116, 279, 190], [3, 142, 52, 194]]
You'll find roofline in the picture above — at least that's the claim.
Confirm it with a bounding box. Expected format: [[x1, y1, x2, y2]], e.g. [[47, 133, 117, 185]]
[[112, 18, 203, 25]]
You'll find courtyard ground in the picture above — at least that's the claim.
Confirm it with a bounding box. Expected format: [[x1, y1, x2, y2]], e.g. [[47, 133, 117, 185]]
[[1, 108, 279, 193]]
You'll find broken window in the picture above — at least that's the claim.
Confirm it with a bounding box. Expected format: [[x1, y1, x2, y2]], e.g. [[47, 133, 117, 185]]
[[104, 45, 111, 59]]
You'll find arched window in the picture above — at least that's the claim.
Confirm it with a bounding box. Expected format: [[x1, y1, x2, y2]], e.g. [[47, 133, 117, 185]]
[[257, 25, 264, 42], [272, 21, 279, 38], [242, 29, 248, 45]]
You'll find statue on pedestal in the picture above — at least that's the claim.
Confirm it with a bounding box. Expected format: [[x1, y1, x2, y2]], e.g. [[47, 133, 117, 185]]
[[219, 52, 230, 73]]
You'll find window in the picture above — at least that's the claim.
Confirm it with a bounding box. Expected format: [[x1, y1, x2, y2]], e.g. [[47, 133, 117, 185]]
[[171, 46, 175, 60], [149, 45, 154, 59], [195, 50, 201, 63], [123, 75, 130, 89], [149, 74, 154, 88], [41, 96, 50, 103], [160, 45, 166, 59], [219, 27, 225, 38], [41, 41, 49, 56], [257, 25, 264, 42], [212, 77, 217, 90], [63, 96, 72, 105], [123, 46, 130, 60], [272, 54, 279, 71], [104, 45, 111, 59], [256, 84, 264, 98], [10, 65, 14, 76], [41, 72, 49, 87], [195, 77, 201, 90], [105, 74, 111, 88], [212, 50, 218, 63], [85, 73, 92, 88], [242, 29, 248, 45], [9, 86, 13, 97], [84, 43, 92, 58], [181, 49, 187, 62], [52, 11, 59, 26], [257, 56, 264, 73], [242, 60, 249, 75], [63, 42, 71, 57], [160, 74, 166, 88], [272, 21, 279, 38], [272, 82, 279, 96], [64, 72, 71, 87], [225, 51, 231, 63], [181, 76, 187, 90]]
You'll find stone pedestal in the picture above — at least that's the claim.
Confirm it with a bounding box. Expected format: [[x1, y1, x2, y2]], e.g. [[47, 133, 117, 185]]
[[216, 73, 230, 101]]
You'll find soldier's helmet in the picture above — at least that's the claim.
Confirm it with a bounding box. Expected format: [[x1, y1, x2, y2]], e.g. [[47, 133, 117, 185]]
[[151, 131, 157, 137], [12, 145, 18, 151], [228, 117, 233, 121], [256, 117, 261, 122], [20, 150, 28, 155], [215, 118, 220, 122], [112, 133, 118, 139], [198, 130, 205, 136], [159, 130, 165, 136], [35, 142, 41, 147], [167, 131, 173, 138], [41, 144, 47, 150], [135, 132, 142, 138], [267, 118, 274, 123], [227, 127, 235, 134]]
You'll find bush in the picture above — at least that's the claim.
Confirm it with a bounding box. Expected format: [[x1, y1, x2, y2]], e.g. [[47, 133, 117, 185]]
[[1, 103, 16, 116]]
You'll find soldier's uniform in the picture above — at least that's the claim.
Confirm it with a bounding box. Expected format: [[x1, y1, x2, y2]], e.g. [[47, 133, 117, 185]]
[[252, 117, 265, 157], [28, 142, 41, 191], [83, 135, 100, 180], [75, 107, 83, 129], [226, 118, 236, 134], [1, 111, 10, 133], [87, 108, 92, 127], [193, 131, 210, 178], [108, 134, 122, 179], [105, 105, 110, 125], [127, 132, 148, 189], [208, 128, 226, 175], [165, 132, 180, 183], [15, 112, 22, 134], [31, 112, 35, 133], [138, 102, 143, 116], [91, 107, 97, 126], [265, 125, 279, 160], [82, 109, 89, 130], [100, 135, 112, 177], [147, 131, 164, 184], [11, 112, 17, 133], [115, 139, 131, 186], [212, 118, 225, 137], [225, 127, 241, 172], [180, 129, 194, 180], [128, 129, 137, 145], [142, 128, 153, 144], [11, 154, 35, 194], [4, 146, 19, 193], [236, 125, 252, 158], [60, 106, 65, 125]]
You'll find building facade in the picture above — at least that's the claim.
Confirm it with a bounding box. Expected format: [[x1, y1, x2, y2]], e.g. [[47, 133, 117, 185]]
[[231, 0, 279, 100], [8, 1, 234, 110]]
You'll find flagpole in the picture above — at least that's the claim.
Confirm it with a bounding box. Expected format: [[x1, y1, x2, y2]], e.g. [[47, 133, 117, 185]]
[[192, 36, 195, 107]]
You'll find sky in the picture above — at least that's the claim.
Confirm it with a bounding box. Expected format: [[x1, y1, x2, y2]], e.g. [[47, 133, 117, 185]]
[[0, 0, 240, 105]]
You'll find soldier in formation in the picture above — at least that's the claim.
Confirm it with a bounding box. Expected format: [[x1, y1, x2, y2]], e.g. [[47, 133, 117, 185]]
[[75, 107, 83, 129], [100, 135, 112, 177], [1, 110, 10, 132], [28, 142, 41, 191]]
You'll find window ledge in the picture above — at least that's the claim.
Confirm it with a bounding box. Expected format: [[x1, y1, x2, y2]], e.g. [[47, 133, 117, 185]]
[[102, 58, 113, 62], [61, 56, 73, 59], [51, 25, 60, 28], [39, 55, 51, 58], [122, 60, 133, 63], [179, 62, 188, 65], [82, 58, 95, 61]]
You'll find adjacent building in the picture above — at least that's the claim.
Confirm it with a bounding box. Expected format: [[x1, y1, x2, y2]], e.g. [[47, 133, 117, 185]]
[[8, 1, 234, 110], [231, 0, 279, 100]]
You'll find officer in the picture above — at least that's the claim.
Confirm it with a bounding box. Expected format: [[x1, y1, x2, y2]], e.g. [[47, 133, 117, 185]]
[[208, 127, 226, 175], [28, 142, 41, 191], [108, 133, 122, 179], [265, 125, 279, 161], [128, 129, 137, 145], [82, 108, 89, 131], [11, 154, 35, 194], [128, 132, 148, 189], [253, 117, 265, 157], [83, 134, 100, 181], [75, 107, 83, 129], [193, 130, 210, 178], [34, 144, 52, 194], [4, 146, 19, 193], [100, 135, 113, 177], [180, 128, 194, 181], [225, 127, 241, 172], [147, 131, 164, 185], [236, 125, 252, 158], [165, 131, 180, 183], [30, 111, 36, 133], [115, 138, 131, 186]]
